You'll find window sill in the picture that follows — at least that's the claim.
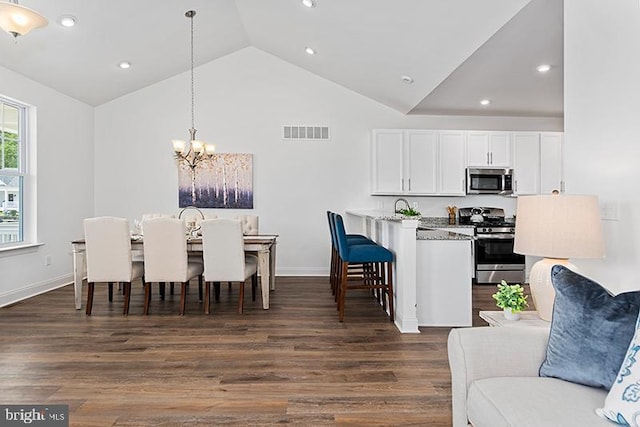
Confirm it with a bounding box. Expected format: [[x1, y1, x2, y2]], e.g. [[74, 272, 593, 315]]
[[0, 242, 44, 257]]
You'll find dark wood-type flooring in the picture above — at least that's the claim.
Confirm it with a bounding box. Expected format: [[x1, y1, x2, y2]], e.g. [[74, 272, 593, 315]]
[[0, 277, 530, 426]]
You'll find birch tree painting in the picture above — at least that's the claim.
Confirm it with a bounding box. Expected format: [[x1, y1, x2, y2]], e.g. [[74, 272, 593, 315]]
[[178, 153, 253, 208]]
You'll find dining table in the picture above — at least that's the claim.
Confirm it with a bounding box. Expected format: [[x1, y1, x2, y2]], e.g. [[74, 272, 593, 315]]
[[70, 234, 278, 310]]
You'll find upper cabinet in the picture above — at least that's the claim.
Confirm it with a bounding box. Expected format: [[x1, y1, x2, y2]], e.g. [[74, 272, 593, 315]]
[[371, 129, 465, 196], [512, 132, 563, 195], [467, 131, 511, 167], [372, 129, 562, 196]]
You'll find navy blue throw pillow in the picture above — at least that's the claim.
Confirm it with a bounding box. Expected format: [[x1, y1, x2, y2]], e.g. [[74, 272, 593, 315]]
[[539, 265, 640, 390]]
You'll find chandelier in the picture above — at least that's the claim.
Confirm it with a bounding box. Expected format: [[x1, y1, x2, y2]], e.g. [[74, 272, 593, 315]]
[[0, 0, 48, 40], [172, 10, 215, 168]]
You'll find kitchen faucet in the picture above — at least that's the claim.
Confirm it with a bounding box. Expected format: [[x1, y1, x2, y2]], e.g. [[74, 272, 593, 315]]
[[394, 198, 410, 213]]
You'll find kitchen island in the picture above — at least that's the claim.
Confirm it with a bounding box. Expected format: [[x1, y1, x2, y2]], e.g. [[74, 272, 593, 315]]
[[346, 210, 474, 332]]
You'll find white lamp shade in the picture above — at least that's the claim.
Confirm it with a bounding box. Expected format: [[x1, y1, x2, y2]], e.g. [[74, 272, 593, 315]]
[[0, 2, 47, 37], [514, 194, 605, 259]]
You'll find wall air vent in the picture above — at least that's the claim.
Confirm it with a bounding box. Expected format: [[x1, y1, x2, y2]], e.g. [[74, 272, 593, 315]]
[[283, 126, 330, 141]]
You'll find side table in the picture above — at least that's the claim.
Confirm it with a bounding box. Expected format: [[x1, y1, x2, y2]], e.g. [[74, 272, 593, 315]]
[[479, 310, 550, 328]]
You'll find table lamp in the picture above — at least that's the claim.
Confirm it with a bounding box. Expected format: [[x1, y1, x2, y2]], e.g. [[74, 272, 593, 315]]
[[514, 194, 605, 321]]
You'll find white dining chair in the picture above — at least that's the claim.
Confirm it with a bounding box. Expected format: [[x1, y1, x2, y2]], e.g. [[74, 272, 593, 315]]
[[83, 217, 144, 315], [200, 219, 258, 314], [142, 217, 203, 315]]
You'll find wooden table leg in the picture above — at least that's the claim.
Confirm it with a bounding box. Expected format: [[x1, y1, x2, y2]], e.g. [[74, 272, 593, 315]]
[[72, 247, 85, 310]]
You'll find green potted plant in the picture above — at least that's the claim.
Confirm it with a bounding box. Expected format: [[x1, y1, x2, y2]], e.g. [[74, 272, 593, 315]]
[[492, 280, 529, 320], [396, 207, 421, 218]]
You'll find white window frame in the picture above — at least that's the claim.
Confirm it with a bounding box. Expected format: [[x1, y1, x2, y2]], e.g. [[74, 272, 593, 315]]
[[0, 95, 37, 251]]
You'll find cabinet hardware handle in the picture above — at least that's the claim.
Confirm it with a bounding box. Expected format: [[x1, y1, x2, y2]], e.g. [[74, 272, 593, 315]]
[[408, 178, 411, 191], [486, 152, 490, 165], [489, 152, 493, 165]]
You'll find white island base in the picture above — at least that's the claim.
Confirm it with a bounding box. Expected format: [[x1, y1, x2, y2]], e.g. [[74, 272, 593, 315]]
[[346, 210, 473, 333]]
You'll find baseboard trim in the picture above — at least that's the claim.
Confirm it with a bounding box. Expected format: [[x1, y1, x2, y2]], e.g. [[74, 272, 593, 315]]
[[0, 274, 72, 308]]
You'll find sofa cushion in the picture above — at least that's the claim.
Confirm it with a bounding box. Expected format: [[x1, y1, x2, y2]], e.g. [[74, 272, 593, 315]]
[[467, 377, 610, 427], [596, 312, 640, 425], [539, 265, 640, 390]]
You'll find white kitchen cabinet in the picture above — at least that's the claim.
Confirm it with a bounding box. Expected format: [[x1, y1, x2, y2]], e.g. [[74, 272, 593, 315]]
[[467, 131, 511, 167], [438, 131, 467, 195], [513, 132, 563, 195], [416, 239, 473, 326], [540, 132, 563, 194], [371, 129, 465, 196]]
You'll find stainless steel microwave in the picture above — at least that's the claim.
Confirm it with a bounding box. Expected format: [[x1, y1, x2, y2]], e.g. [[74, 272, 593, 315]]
[[466, 168, 513, 195]]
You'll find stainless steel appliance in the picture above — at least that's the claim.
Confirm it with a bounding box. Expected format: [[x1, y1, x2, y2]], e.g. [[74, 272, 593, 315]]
[[459, 207, 525, 284], [466, 167, 513, 195]]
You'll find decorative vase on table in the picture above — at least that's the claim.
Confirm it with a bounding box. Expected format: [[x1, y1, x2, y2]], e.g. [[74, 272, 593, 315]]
[[503, 308, 521, 321]]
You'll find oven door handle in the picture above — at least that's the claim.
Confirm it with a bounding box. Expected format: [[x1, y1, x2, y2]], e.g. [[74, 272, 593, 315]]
[[476, 234, 515, 240]]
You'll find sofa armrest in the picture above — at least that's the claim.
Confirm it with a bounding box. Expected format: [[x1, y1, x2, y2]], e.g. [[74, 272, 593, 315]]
[[448, 326, 550, 427]]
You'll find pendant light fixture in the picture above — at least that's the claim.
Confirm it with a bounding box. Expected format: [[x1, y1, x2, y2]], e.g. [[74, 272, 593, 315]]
[[172, 10, 215, 166], [0, 0, 47, 40]]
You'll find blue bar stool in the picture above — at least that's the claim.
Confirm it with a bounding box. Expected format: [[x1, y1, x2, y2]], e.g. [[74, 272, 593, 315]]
[[333, 213, 394, 322]]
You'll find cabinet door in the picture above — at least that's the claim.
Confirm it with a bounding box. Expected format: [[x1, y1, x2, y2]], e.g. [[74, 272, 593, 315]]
[[540, 132, 563, 194], [512, 133, 540, 195], [406, 131, 437, 194], [489, 132, 511, 167], [439, 131, 466, 195], [467, 131, 490, 166], [371, 130, 403, 194]]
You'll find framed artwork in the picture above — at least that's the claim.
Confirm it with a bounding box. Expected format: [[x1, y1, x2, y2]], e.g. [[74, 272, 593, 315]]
[[178, 153, 253, 209]]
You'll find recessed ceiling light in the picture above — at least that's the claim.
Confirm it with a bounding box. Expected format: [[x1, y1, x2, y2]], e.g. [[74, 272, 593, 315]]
[[302, 0, 316, 8], [118, 61, 131, 69], [305, 47, 316, 55], [536, 64, 551, 73], [480, 99, 491, 106], [401, 75, 414, 84], [59, 15, 76, 27]]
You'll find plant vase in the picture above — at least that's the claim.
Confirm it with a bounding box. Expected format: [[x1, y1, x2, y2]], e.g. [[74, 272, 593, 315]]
[[503, 308, 521, 321]]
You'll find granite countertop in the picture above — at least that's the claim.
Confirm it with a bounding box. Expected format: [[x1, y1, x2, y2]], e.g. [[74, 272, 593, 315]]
[[419, 217, 475, 229], [416, 229, 474, 241]]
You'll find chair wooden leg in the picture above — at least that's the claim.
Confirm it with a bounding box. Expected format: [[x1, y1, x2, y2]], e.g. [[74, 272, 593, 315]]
[[86, 282, 95, 316], [143, 282, 151, 315], [338, 261, 348, 322], [123, 282, 131, 315], [251, 273, 257, 301], [238, 282, 245, 314], [204, 282, 211, 314], [159, 282, 166, 300], [180, 282, 187, 315], [387, 262, 394, 322], [108, 282, 114, 302], [170, 283, 174, 295], [198, 275, 203, 302], [214, 282, 221, 302]]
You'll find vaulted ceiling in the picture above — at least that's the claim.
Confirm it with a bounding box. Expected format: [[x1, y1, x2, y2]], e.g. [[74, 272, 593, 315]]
[[0, 0, 563, 117]]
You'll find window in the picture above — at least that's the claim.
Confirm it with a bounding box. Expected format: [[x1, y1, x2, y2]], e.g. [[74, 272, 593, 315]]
[[0, 98, 26, 246]]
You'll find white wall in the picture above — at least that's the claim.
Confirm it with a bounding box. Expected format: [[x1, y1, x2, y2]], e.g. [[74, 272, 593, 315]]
[[94, 47, 561, 275], [0, 65, 94, 305], [563, 0, 640, 293]]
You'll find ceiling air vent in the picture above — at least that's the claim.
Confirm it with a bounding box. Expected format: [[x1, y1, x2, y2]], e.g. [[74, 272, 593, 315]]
[[283, 126, 330, 141]]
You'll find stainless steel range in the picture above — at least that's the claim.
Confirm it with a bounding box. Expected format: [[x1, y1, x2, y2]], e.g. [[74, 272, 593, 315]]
[[459, 207, 525, 284]]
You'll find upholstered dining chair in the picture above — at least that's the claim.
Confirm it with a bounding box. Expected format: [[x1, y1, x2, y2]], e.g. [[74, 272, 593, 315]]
[[83, 216, 144, 315], [200, 219, 258, 314], [142, 217, 203, 315]]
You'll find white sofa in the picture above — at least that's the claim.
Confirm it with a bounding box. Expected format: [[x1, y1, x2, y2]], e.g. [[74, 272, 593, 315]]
[[447, 327, 611, 427]]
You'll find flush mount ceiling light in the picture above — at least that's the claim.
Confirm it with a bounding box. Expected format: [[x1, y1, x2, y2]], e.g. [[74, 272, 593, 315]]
[[302, 0, 316, 8], [305, 46, 316, 55], [536, 64, 551, 73], [118, 61, 131, 69], [401, 75, 414, 84], [480, 99, 491, 106], [59, 15, 76, 28], [0, 0, 48, 40]]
